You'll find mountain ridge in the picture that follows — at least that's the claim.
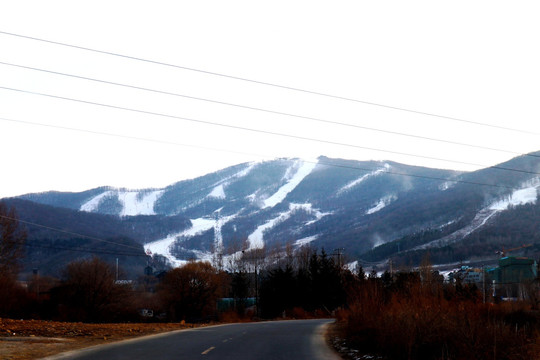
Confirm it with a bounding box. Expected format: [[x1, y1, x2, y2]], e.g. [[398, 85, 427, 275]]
[[6, 153, 540, 276]]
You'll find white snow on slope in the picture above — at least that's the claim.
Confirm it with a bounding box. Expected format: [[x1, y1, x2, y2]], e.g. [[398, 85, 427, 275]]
[[180, 163, 257, 212], [248, 203, 328, 249], [414, 208, 500, 251], [207, 184, 226, 199], [337, 164, 390, 196], [366, 195, 397, 215], [144, 214, 239, 267], [248, 210, 294, 250], [414, 184, 538, 251], [119, 190, 165, 216], [144, 218, 216, 267], [302, 203, 333, 225], [207, 162, 258, 198], [80, 191, 113, 212], [216, 162, 258, 185], [213, 212, 238, 253], [80, 189, 164, 216], [489, 187, 538, 210], [263, 160, 317, 209], [234, 162, 258, 178], [294, 235, 318, 247], [439, 181, 455, 191]]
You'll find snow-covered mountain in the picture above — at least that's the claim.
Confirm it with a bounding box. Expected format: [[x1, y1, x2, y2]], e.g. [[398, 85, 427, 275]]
[[14, 153, 540, 271]]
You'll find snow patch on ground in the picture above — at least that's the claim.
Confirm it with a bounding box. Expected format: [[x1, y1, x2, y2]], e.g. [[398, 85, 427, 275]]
[[207, 184, 226, 199], [337, 164, 390, 196], [208, 162, 257, 195], [234, 162, 258, 178], [80, 191, 113, 212], [144, 217, 216, 267], [248, 211, 293, 250], [365, 195, 397, 215], [144, 214, 239, 267], [213, 212, 238, 253], [489, 187, 538, 210], [119, 190, 164, 216], [439, 181, 455, 191], [294, 235, 318, 247], [346, 261, 359, 272], [80, 189, 164, 216], [301, 204, 333, 226], [414, 183, 539, 251], [248, 202, 324, 249], [262, 160, 317, 209], [439, 220, 457, 229]]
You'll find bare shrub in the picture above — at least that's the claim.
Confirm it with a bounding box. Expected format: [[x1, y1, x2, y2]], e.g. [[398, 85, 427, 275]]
[[0, 203, 28, 317], [337, 272, 539, 360], [158, 261, 227, 322], [52, 257, 135, 322], [0, 202, 26, 278]]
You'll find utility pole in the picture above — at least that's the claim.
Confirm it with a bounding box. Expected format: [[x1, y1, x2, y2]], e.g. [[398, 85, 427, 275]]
[[116, 258, 119, 281]]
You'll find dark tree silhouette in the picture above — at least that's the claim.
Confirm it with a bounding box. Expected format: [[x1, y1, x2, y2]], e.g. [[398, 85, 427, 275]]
[[52, 257, 133, 322], [158, 261, 225, 321], [0, 202, 27, 317], [0, 202, 26, 278]]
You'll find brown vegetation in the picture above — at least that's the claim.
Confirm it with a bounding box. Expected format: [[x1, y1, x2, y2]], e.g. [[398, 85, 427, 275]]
[[158, 261, 228, 322], [0, 318, 196, 360], [0, 203, 26, 278], [335, 269, 540, 360], [0, 203, 27, 318], [52, 257, 135, 322]]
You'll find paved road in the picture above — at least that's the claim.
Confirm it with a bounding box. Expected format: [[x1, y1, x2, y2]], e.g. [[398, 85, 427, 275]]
[[43, 319, 340, 360]]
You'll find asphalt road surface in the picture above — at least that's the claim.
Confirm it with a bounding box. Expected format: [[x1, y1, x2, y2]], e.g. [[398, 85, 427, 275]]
[[43, 319, 340, 360]]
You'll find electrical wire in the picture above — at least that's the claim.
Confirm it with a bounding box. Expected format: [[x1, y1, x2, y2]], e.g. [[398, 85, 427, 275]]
[[1, 61, 536, 159], [0, 116, 276, 161], [0, 214, 143, 251], [2, 31, 537, 267], [0, 115, 522, 191], [1, 30, 538, 136], [23, 242, 147, 257], [2, 86, 540, 179]]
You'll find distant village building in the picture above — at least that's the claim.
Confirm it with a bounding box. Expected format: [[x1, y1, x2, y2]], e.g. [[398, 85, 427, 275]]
[[488, 256, 538, 301], [489, 256, 538, 284], [448, 266, 485, 284]]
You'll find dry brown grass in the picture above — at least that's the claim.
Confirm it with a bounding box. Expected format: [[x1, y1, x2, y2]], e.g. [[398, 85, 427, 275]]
[[336, 280, 540, 360], [0, 318, 198, 360]]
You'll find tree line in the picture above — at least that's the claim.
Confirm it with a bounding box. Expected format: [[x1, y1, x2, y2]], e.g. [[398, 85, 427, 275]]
[[0, 202, 348, 322], [2, 202, 539, 359]]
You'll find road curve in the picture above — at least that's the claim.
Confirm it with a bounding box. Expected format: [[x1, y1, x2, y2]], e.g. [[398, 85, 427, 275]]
[[42, 319, 340, 360]]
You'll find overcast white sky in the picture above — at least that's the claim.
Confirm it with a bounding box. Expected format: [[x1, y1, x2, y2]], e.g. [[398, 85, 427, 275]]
[[1, 1, 539, 198]]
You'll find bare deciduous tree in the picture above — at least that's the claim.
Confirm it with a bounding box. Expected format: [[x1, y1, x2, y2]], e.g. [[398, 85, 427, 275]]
[[55, 257, 133, 322], [159, 261, 226, 321], [0, 202, 26, 278]]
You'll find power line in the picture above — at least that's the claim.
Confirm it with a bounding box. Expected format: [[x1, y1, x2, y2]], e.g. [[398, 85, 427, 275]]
[[0, 116, 522, 191], [1, 61, 536, 159], [3, 86, 540, 178], [24, 242, 146, 257], [1, 30, 538, 136], [0, 214, 143, 251], [0, 116, 275, 162]]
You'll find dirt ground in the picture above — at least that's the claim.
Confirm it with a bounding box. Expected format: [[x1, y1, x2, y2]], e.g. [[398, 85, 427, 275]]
[[0, 318, 198, 360]]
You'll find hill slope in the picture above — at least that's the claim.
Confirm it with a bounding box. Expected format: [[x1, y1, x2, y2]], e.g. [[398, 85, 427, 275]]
[[8, 153, 540, 274]]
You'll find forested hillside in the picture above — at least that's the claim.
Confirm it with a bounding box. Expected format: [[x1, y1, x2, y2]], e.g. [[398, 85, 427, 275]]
[[5, 153, 540, 275]]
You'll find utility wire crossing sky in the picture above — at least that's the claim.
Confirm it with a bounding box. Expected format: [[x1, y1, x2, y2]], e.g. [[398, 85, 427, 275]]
[[0, 1, 539, 198]]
